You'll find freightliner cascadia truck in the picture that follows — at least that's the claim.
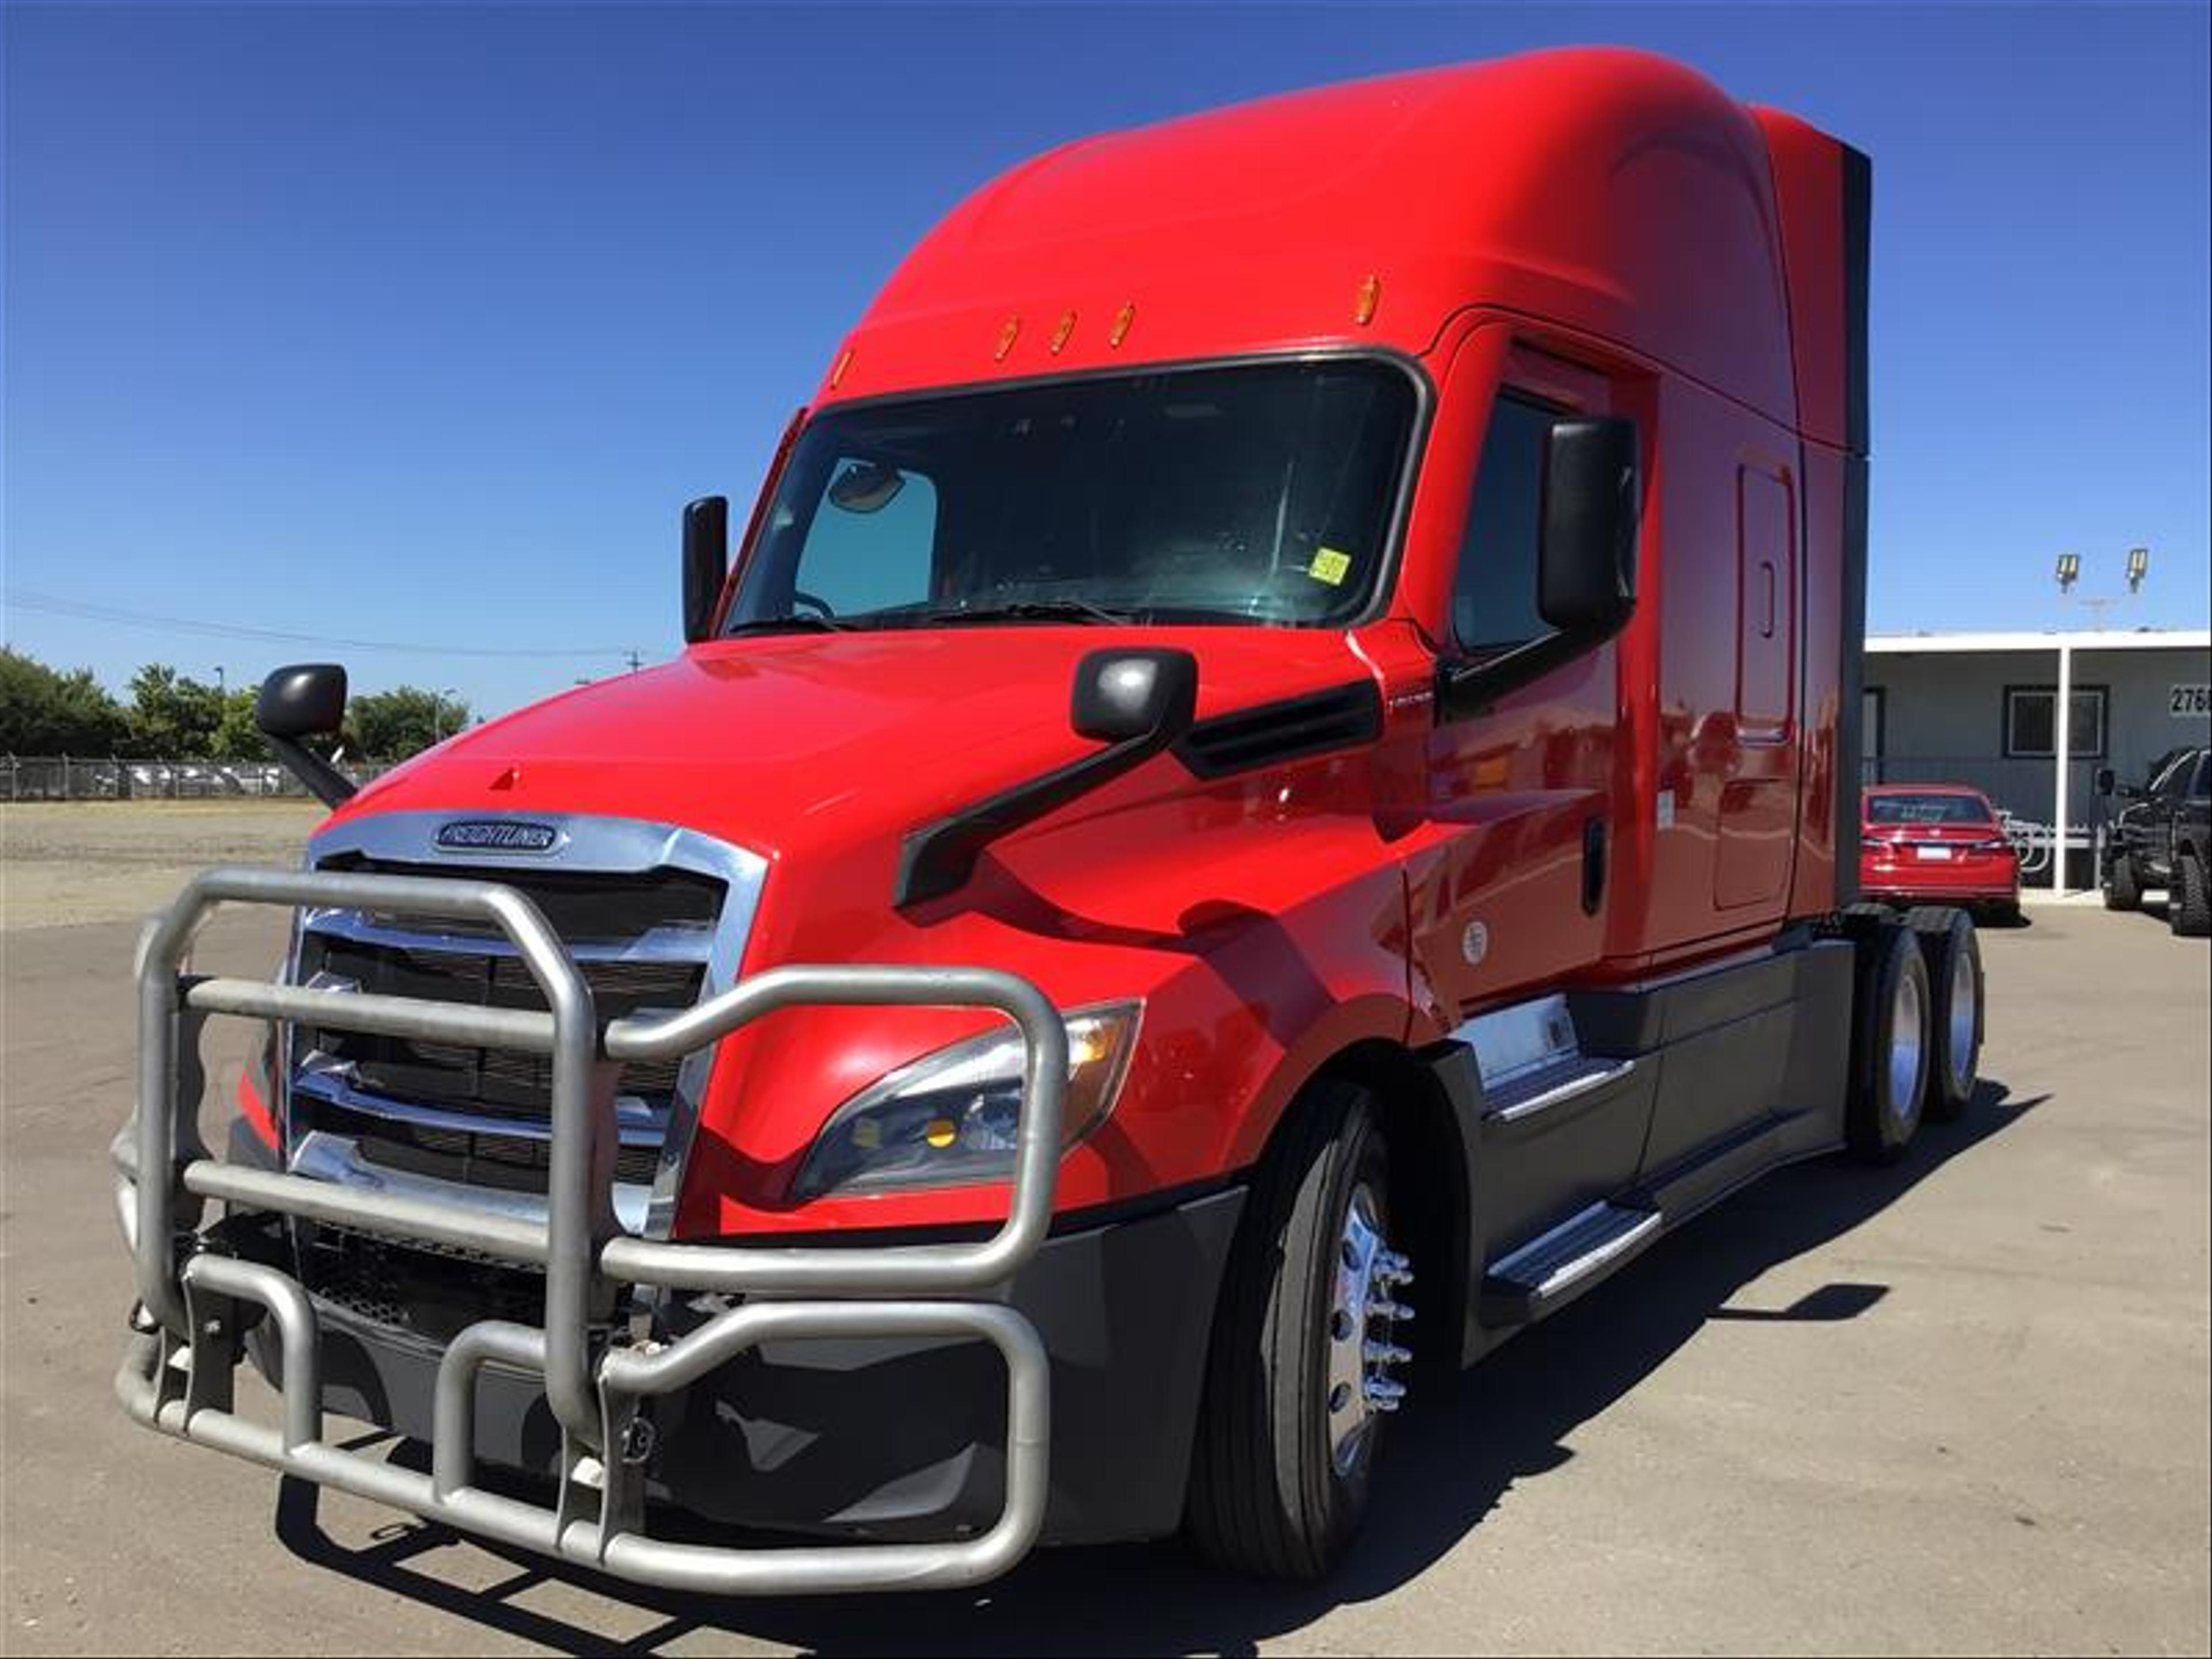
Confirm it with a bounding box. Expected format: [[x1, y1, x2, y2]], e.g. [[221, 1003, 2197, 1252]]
[[116, 47, 1988, 1592]]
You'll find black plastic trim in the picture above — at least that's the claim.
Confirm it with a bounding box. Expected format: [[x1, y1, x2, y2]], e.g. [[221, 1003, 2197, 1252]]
[[1176, 681, 1382, 779], [1834, 145, 1873, 900]]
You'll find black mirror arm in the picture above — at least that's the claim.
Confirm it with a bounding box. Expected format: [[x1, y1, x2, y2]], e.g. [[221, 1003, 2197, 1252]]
[[895, 725, 1181, 910], [1437, 622, 1622, 721], [264, 734, 357, 809]]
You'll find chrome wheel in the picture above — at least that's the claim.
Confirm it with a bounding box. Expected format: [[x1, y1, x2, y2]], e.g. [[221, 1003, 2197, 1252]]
[[1325, 1183, 1412, 1478], [1889, 962, 1926, 1132], [1946, 942, 1978, 1096]]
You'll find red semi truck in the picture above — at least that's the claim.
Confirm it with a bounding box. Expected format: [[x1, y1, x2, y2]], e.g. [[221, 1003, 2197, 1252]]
[[117, 48, 1988, 1592]]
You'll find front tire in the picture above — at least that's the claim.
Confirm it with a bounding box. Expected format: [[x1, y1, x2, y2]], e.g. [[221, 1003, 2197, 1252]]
[[1848, 922, 1933, 1164], [2172, 852, 2211, 937], [1186, 1079, 1408, 1580], [2107, 853, 2143, 911]]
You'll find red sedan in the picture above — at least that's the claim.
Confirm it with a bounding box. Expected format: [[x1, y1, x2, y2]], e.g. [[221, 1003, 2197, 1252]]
[[1861, 785, 2022, 920]]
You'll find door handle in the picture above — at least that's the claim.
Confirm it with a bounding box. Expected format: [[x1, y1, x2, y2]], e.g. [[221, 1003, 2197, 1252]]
[[1582, 816, 1608, 916]]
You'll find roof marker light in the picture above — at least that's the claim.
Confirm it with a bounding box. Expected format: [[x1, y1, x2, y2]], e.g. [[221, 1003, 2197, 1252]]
[[1108, 302, 1136, 349], [829, 347, 854, 389], [1354, 274, 1381, 327], [1049, 310, 1078, 355], [994, 316, 1021, 362]]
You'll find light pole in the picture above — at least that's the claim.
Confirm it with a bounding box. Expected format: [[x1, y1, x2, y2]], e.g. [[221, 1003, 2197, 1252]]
[[2048, 548, 2150, 894]]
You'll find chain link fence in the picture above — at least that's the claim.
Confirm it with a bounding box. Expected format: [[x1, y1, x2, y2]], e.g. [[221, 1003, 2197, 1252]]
[[2, 755, 392, 801]]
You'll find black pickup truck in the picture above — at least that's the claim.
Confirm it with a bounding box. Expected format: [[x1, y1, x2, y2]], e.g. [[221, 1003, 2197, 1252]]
[[2100, 746, 2211, 935]]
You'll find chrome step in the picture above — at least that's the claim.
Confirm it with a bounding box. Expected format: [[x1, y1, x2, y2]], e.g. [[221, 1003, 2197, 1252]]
[[1480, 1200, 1662, 1325], [1482, 1054, 1636, 1126]]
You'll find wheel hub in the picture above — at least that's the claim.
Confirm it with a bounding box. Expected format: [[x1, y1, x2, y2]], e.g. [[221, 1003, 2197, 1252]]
[[1889, 963, 1925, 1131], [1327, 1184, 1412, 1477], [1947, 946, 1977, 1094]]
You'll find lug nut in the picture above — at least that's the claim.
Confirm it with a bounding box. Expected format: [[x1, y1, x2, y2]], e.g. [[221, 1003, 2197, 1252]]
[[1373, 1251, 1414, 1287], [1363, 1340, 1412, 1369], [1369, 1298, 1414, 1323], [1363, 1376, 1407, 1411]]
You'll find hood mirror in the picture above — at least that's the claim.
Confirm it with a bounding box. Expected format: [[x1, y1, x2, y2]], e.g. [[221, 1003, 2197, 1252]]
[[255, 664, 357, 808], [1072, 648, 1199, 744], [895, 647, 1200, 908]]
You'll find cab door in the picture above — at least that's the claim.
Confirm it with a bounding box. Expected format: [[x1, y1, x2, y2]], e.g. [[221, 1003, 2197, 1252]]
[[1405, 336, 1651, 1249]]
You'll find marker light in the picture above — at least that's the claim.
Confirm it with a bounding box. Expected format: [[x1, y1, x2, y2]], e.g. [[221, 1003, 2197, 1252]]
[[1050, 310, 1077, 355], [994, 316, 1021, 362], [1354, 274, 1381, 326], [794, 1002, 1140, 1198], [830, 346, 854, 389], [1108, 302, 1136, 349]]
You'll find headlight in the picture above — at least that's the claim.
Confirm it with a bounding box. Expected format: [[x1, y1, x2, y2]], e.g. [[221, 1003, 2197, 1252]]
[[793, 1002, 1139, 1199]]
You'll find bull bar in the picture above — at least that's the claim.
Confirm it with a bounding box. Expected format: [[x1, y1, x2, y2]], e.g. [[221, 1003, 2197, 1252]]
[[114, 865, 1069, 1596]]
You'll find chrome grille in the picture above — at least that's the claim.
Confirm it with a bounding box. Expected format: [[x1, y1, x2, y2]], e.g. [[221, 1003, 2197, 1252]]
[[282, 830, 752, 1226]]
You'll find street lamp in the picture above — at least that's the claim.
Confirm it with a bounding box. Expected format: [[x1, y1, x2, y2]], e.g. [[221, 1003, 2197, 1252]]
[[2055, 547, 2150, 628]]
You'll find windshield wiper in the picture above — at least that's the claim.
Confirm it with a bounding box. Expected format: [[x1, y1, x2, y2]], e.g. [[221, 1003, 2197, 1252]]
[[720, 614, 859, 637], [891, 599, 1141, 628]]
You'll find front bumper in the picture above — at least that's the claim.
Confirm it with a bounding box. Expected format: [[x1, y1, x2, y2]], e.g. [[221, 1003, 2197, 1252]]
[[243, 1177, 1242, 1547], [119, 865, 1215, 1596]]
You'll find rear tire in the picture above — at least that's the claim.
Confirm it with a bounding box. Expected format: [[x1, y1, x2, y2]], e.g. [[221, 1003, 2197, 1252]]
[[2172, 852, 2211, 937], [1903, 906, 1982, 1120], [2106, 853, 2143, 911], [1186, 1079, 1404, 1581], [1847, 921, 1932, 1164]]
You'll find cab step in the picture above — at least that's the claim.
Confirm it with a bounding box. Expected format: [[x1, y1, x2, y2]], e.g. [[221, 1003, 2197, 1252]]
[[1480, 1200, 1662, 1327], [1481, 1053, 1637, 1126]]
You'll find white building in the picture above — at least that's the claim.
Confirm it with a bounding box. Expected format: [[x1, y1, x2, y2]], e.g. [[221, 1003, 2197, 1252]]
[[1864, 628, 2212, 891]]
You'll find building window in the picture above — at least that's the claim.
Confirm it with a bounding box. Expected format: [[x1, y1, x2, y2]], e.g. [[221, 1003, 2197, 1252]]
[[2003, 684, 2108, 757]]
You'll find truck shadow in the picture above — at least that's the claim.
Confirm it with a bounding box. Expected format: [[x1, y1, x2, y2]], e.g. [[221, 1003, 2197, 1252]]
[[274, 1079, 2041, 1657]]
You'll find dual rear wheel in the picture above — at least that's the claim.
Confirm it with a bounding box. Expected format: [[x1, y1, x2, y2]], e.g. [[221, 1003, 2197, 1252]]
[[1848, 905, 1983, 1162]]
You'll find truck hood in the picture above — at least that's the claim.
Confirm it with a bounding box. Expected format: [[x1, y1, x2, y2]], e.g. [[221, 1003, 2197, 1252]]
[[330, 627, 1379, 866]]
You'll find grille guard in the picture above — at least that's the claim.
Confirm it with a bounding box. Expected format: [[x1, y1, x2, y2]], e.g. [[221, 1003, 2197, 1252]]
[[116, 865, 1067, 1596]]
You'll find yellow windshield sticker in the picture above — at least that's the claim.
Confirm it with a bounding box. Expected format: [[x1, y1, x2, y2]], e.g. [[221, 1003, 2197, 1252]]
[[1309, 547, 1352, 586]]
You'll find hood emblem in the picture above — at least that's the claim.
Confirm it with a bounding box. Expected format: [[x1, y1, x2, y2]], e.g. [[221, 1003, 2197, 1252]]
[[434, 819, 561, 855]]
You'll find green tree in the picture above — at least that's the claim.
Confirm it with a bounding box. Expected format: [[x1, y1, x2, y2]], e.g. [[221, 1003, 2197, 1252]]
[[208, 689, 267, 761], [126, 664, 228, 757], [0, 649, 132, 754], [348, 686, 469, 762]]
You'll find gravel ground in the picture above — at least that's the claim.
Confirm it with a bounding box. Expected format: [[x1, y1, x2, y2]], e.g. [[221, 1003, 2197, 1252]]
[[1, 802, 325, 932], [2, 806, 2206, 1656]]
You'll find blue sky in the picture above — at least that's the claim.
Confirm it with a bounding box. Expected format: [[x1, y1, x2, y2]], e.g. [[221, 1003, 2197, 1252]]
[[5, 2, 2207, 716]]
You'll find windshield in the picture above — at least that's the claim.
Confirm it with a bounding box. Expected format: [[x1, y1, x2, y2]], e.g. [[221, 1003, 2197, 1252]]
[[1866, 793, 1995, 826], [724, 358, 1418, 634]]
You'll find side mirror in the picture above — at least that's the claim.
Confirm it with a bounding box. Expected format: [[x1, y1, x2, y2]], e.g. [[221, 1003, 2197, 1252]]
[[2094, 766, 2116, 797], [255, 664, 356, 808], [683, 495, 730, 644], [1538, 416, 1641, 637], [1071, 648, 1199, 744], [1440, 415, 1640, 718]]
